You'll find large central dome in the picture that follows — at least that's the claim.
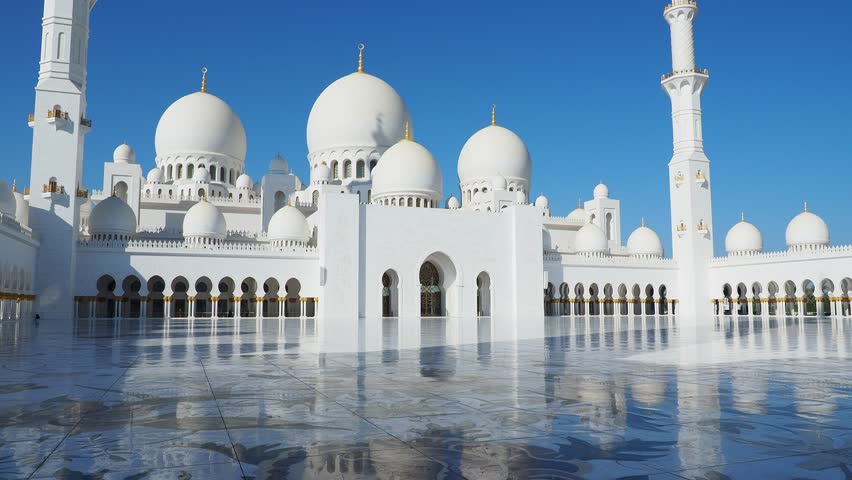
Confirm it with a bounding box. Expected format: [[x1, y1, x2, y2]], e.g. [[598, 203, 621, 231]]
[[155, 91, 247, 162], [306, 72, 410, 156]]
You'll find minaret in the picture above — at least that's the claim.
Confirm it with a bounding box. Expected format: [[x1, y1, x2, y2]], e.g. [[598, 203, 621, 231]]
[[27, 0, 97, 318], [662, 0, 713, 319]]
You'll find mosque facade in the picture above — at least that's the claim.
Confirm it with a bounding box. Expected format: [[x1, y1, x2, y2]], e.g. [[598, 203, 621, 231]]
[[1, 0, 851, 328]]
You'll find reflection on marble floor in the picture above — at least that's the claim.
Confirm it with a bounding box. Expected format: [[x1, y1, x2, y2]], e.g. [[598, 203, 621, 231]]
[[1, 316, 851, 479]]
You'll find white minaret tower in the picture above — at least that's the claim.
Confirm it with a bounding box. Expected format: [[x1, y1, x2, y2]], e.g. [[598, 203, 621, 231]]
[[662, 0, 713, 319], [28, 0, 97, 318]]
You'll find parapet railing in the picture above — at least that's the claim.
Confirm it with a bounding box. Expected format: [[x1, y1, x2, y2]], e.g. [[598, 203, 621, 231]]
[[710, 244, 852, 266], [77, 237, 318, 256], [661, 68, 709, 81], [664, 0, 697, 13], [0, 213, 35, 241], [544, 250, 678, 267]]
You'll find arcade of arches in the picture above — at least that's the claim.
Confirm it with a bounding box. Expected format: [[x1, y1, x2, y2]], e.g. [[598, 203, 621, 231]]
[[544, 282, 674, 317], [715, 277, 852, 317], [75, 275, 317, 319]]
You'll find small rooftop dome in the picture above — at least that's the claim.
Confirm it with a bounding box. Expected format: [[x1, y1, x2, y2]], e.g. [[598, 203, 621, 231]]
[[113, 143, 136, 164], [626, 219, 663, 258], [575, 221, 608, 255], [236, 173, 253, 189], [726, 213, 763, 255], [89, 195, 136, 237], [146, 167, 163, 183], [268, 153, 289, 173], [446, 196, 460, 209], [785, 203, 829, 250], [268, 206, 310, 244], [183, 200, 227, 240], [593, 182, 609, 199]]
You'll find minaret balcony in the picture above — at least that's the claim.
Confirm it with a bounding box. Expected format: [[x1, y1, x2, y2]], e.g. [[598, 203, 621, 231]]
[[697, 222, 710, 237], [694, 170, 708, 187], [676, 222, 688, 238], [661, 67, 709, 82], [46, 108, 69, 128], [674, 172, 686, 188], [80, 116, 93, 133], [664, 0, 697, 14], [27, 114, 35, 128]]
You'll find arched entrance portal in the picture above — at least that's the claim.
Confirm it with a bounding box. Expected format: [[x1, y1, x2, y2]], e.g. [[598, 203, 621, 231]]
[[382, 270, 399, 318], [420, 261, 442, 317], [476, 272, 491, 317]]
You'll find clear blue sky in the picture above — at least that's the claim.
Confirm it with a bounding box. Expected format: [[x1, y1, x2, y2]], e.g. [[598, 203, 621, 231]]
[[2, 0, 850, 254]]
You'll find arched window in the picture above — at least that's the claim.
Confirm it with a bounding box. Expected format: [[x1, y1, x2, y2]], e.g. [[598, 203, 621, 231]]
[[331, 161, 339, 180], [274, 191, 286, 211], [356, 160, 365, 178], [344, 160, 352, 178], [113, 181, 129, 203], [187, 164, 194, 179], [605, 213, 613, 241], [167, 165, 173, 180], [210, 167, 217, 181], [312, 190, 319, 205], [369, 159, 378, 172], [176, 164, 183, 179], [420, 261, 442, 317], [220, 167, 226, 183]]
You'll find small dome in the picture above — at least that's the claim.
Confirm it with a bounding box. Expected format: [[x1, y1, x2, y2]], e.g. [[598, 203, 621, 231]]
[[183, 200, 227, 240], [146, 167, 163, 183], [113, 143, 136, 164], [458, 124, 531, 186], [312, 163, 331, 184], [371, 138, 442, 200], [192, 167, 210, 183], [514, 190, 526, 204], [726, 215, 763, 255], [268, 154, 289, 173], [567, 204, 586, 222], [307, 71, 410, 155], [575, 221, 608, 254], [268, 206, 310, 244], [0, 179, 16, 219], [786, 204, 829, 249], [593, 182, 609, 199], [236, 173, 253, 189], [492, 176, 508, 191], [627, 221, 663, 257], [155, 91, 247, 162], [446, 196, 460, 209], [534, 195, 549, 209], [89, 195, 136, 236]]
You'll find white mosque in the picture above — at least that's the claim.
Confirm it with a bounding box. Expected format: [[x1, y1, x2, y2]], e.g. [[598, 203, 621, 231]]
[[1, 0, 851, 329]]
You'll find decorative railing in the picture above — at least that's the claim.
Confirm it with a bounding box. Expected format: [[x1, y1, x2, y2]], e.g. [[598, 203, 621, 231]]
[[78, 237, 318, 256], [544, 250, 678, 267], [662, 67, 709, 81], [47, 108, 69, 120], [80, 117, 92, 128], [664, 0, 697, 13], [0, 212, 36, 240], [710, 244, 852, 266], [544, 215, 586, 226]]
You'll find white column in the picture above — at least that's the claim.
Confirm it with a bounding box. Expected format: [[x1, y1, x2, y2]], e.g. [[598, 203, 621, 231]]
[[235, 297, 241, 318]]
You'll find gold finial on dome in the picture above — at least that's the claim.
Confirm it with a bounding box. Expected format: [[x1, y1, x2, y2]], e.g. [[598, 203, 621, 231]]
[[803, 201, 808, 212], [12, 179, 16, 193], [491, 104, 496, 126], [357, 43, 365, 73], [741, 212, 745, 222], [201, 67, 208, 93], [641, 217, 646, 227], [577, 198, 582, 208], [404, 121, 411, 141]]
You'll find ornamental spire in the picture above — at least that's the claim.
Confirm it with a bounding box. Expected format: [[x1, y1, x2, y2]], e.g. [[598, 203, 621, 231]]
[[12, 179, 16, 193], [491, 104, 496, 126], [641, 217, 645, 227], [740, 212, 745, 222], [404, 121, 411, 141], [201, 67, 208, 93], [803, 201, 808, 212], [357, 43, 365, 73]]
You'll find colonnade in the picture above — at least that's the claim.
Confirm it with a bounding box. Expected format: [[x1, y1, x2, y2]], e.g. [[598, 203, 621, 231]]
[[0, 293, 35, 320], [74, 295, 318, 320]]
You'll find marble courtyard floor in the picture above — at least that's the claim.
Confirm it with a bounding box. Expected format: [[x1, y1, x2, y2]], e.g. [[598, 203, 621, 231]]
[[1, 316, 851, 479]]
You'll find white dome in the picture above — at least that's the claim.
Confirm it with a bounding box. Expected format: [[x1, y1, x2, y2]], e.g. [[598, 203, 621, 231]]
[[786, 204, 829, 249], [371, 139, 442, 200], [113, 143, 136, 164], [183, 200, 226, 240], [726, 216, 763, 255], [236, 174, 253, 189], [534, 195, 549, 209], [146, 167, 163, 183], [567, 205, 586, 222], [307, 72, 410, 155], [192, 167, 211, 183], [593, 182, 609, 199], [458, 125, 531, 186], [155, 91, 247, 162], [89, 195, 136, 236], [312, 163, 331, 184], [446, 196, 460, 209], [627, 221, 663, 257], [575, 222, 608, 254], [268, 154, 288, 173], [0, 179, 16, 219], [492, 176, 508, 191], [268, 206, 310, 244]]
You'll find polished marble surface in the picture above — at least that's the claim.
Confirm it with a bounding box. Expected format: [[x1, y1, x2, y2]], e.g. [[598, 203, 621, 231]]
[[0, 316, 851, 479]]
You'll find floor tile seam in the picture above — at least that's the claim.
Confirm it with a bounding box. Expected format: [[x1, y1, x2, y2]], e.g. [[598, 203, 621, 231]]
[[28, 460, 241, 479], [198, 358, 248, 480], [25, 353, 143, 480]]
